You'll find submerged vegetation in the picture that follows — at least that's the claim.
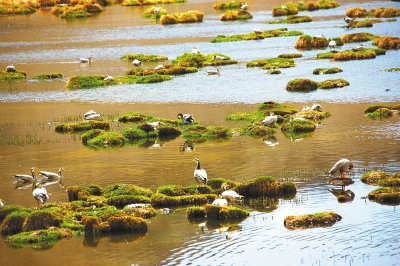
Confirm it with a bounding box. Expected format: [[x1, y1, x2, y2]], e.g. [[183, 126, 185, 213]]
[[210, 28, 303, 43], [364, 104, 399, 118], [284, 211, 342, 230]]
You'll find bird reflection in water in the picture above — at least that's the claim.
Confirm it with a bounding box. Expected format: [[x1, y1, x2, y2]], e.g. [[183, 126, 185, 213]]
[[263, 136, 279, 147], [329, 188, 355, 203], [179, 141, 196, 152], [215, 224, 242, 240]]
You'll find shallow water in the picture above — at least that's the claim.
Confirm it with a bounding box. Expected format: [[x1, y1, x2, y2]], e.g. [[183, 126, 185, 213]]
[[0, 0, 400, 265]]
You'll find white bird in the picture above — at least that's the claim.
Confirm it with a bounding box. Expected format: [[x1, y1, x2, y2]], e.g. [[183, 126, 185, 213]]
[[261, 112, 278, 126], [281, 5, 287, 8], [14, 167, 37, 183], [191, 46, 201, 54], [221, 184, 244, 205], [79, 56, 92, 64], [154, 7, 160, 14], [327, 158, 353, 178], [104, 75, 114, 81], [84, 112, 104, 120], [212, 55, 227, 60], [32, 183, 49, 208], [352, 44, 364, 51], [311, 103, 322, 111], [39, 167, 65, 181], [328, 39, 336, 51], [146, 121, 163, 128], [0, 199, 4, 208], [132, 59, 143, 67], [177, 113, 194, 124], [302, 106, 311, 111], [240, 3, 249, 10], [155, 63, 165, 70], [212, 195, 228, 206], [314, 34, 325, 39], [6, 64, 16, 72], [83, 110, 97, 118], [206, 67, 221, 75], [344, 16, 354, 24], [263, 136, 279, 147], [253, 27, 262, 34], [194, 158, 208, 187]]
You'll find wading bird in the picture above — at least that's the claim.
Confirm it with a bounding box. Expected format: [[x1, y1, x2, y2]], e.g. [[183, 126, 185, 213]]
[[261, 112, 278, 126], [328, 39, 336, 51], [32, 183, 49, 209], [327, 158, 353, 178], [177, 113, 194, 124], [194, 158, 208, 187]]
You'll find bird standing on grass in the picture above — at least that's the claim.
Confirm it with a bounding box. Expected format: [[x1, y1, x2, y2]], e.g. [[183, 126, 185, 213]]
[[32, 183, 49, 209], [192, 46, 201, 54], [261, 112, 278, 126], [327, 158, 353, 178], [177, 113, 194, 124], [194, 158, 208, 187]]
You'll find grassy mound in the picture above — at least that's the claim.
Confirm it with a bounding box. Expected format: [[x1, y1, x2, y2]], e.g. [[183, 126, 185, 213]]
[[210, 28, 303, 43], [220, 10, 253, 21], [360, 171, 393, 185], [368, 187, 400, 205], [32, 73, 63, 79], [372, 36, 400, 49], [0, 70, 27, 80], [313, 67, 343, 75], [284, 211, 342, 230], [121, 53, 168, 62], [317, 79, 350, 89], [55, 120, 110, 133], [286, 78, 318, 92], [213, 1, 242, 10], [294, 35, 329, 49], [246, 58, 296, 69], [341, 32, 379, 43], [269, 15, 312, 24], [281, 118, 316, 133]]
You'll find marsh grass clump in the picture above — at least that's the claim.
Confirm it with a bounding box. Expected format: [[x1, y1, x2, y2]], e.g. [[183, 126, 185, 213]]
[[278, 53, 302, 58], [121, 53, 168, 62], [370, 7, 400, 18], [278, 181, 297, 197], [317, 79, 350, 89], [284, 211, 342, 229], [0, 70, 26, 80], [203, 205, 249, 220], [117, 112, 155, 123], [82, 216, 101, 236], [345, 7, 369, 18], [341, 32, 379, 43], [344, 20, 374, 28], [22, 211, 63, 232], [237, 176, 280, 197], [267, 69, 282, 74], [294, 35, 329, 49], [286, 78, 318, 92], [66, 75, 116, 89], [240, 123, 278, 137], [364, 105, 393, 114], [143, 6, 167, 19], [103, 184, 154, 198], [269, 15, 312, 24], [281, 118, 316, 133], [107, 195, 151, 208], [159, 10, 203, 24], [210, 28, 303, 43], [0, 210, 31, 235], [0, 2, 36, 16], [360, 171, 393, 185], [32, 73, 63, 79], [372, 36, 400, 49], [173, 52, 207, 68], [257, 101, 299, 116], [186, 206, 206, 218], [213, 1, 241, 10], [317, 0, 340, 9], [220, 10, 253, 21], [313, 67, 343, 75], [81, 129, 106, 145], [333, 48, 385, 61], [365, 108, 394, 118], [182, 125, 231, 140], [159, 14, 178, 25], [150, 193, 209, 207], [272, 2, 298, 17], [246, 58, 296, 69], [51, 4, 102, 19], [368, 187, 400, 205], [86, 132, 127, 149], [107, 216, 148, 233], [55, 120, 110, 133]]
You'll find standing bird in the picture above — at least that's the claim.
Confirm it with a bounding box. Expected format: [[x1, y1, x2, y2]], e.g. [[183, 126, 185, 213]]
[[193, 158, 208, 187], [14, 167, 37, 183], [6, 64, 16, 72], [328, 39, 336, 51], [39, 167, 65, 181], [79, 56, 92, 64], [327, 158, 353, 178], [191, 46, 201, 54], [344, 16, 354, 24], [240, 3, 249, 11], [254, 27, 262, 35], [32, 183, 49, 209], [177, 113, 194, 124], [132, 59, 143, 67], [261, 112, 278, 126]]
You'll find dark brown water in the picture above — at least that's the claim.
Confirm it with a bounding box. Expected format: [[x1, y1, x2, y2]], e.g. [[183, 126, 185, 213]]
[[1, 0, 400, 265]]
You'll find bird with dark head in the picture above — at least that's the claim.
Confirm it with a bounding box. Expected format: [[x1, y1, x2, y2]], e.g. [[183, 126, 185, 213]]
[[194, 158, 208, 187], [6, 64, 16, 72], [327, 158, 353, 178], [177, 113, 194, 124], [14, 167, 37, 183], [39, 167, 65, 181]]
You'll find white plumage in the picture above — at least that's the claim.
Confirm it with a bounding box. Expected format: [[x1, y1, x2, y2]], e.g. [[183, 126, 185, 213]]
[[84, 112, 103, 120], [253, 27, 262, 34], [104, 75, 114, 81], [146, 121, 163, 128], [0, 199, 4, 208], [240, 3, 249, 10], [14, 167, 37, 183], [328, 39, 336, 51], [39, 167, 64, 181], [6, 64, 16, 72], [314, 34, 325, 39], [79, 56, 92, 64], [154, 7, 160, 14], [344, 16, 354, 23], [212, 196, 228, 206], [133, 59, 143, 67], [206, 67, 221, 75], [212, 55, 227, 60], [32, 184, 49, 208], [328, 158, 353, 178], [155, 64, 165, 70], [194, 158, 208, 186], [177, 113, 194, 124], [352, 44, 364, 51], [311, 103, 322, 111], [191, 46, 201, 54], [221, 184, 244, 204], [261, 112, 278, 126]]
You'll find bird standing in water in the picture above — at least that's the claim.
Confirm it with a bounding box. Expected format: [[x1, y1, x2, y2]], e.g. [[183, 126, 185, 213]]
[[327, 158, 353, 178]]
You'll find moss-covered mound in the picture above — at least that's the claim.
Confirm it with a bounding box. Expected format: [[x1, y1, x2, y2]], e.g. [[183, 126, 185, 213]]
[[0, 2, 36, 16], [32, 73, 63, 79], [368, 187, 400, 205], [51, 4, 103, 19], [317, 48, 386, 61], [345, 7, 369, 18], [317, 79, 350, 89], [213, 1, 242, 10], [370, 7, 400, 18], [372, 36, 400, 49], [284, 211, 342, 230], [171, 53, 237, 68], [239, 123, 279, 137], [0, 70, 27, 80], [143, 7, 168, 19], [267, 69, 282, 74], [365, 108, 395, 118], [344, 20, 374, 28], [159, 10, 203, 25], [272, 2, 299, 16], [83, 131, 127, 149], [121, 53, 168, 62], [236, 176, 296, 197], [246, 57, 296, 69], [281, 118, 316, 133], [360, 171, 394, 185], [278, 53, 303, 59], [220, 10, 253, 21], [117, 112, 155, 123], [341, 32, 379, 43], [55, 120, 110, 133], [66, 75, 117, 89], [203, 205, 250, 220], [286, 78, 318, 92], [294, 35, 329, 49], [210, 28, 303, 43], [126, 65, 197, 76], [269, 15, 312, 24], [313, 67, 343, 75], [182, 125, 231, 140]]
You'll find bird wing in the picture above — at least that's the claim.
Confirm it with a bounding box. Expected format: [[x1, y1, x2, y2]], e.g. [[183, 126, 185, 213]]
[[39, 171, 60, 180], [194, 169, 208, 183], [13, 174, 33, 181]]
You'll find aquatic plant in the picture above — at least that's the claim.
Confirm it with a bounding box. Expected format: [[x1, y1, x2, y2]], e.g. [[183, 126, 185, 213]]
[[370, 7, 400, 18], [365, 108, 395, 118], [55, 120, 110, 133], [211, 28, 303, 43], [203, 205, 250, 220], [121, 53, 168, 62], [281, 118, 316, 133], [269, 15, 312, 24], [213, 1, 242, 10], [32, 73, 63, 79], [360, 171, 393, 185], [182, 125, 231, 140], [368, 187, 400, 205], [0, 70, 26, 80], [86, 132, 127, 149], [294, 35, 329, 49], [150, 193, 209, 207], [345, 7, 369, 18], [317, 79, 350, 89], [246, 58, 296, 69], [341, 32, 379, 43], [237, 176, 280, 197], [372, 36, 400, 49], [107, 216, 148, 233], [278, 53, 302, 58], [284, 211, 342, 229], [186, 206, 206, 218], [117, 112, 154, 123], [344, 20, 374, 28], [0, 2, 36, 15], [286, 78, 318, 92], [159, 10, 203, 25], [66, 75, 116, 89], [313, 67, 343, 75], [220, 10, 253, 21], [0, 210, 31, 235]]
